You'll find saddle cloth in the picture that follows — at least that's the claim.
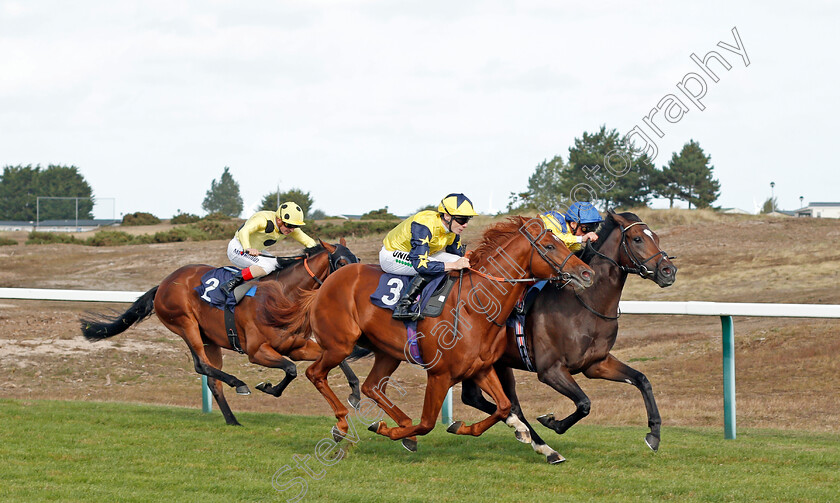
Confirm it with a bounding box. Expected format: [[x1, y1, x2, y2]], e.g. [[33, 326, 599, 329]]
[[194, 267, 256, 310], [369, 272, 455, 318]]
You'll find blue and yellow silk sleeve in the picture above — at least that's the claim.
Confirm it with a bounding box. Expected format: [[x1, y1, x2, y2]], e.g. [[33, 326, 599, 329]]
[[445, 235, 465, 256], [409, 221, 445, 275]]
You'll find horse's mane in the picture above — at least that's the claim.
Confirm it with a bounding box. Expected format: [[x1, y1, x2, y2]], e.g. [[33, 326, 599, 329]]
[[275, 244, 326, 269], [581, 211, 641, 263], [469, 216, 533, 266]]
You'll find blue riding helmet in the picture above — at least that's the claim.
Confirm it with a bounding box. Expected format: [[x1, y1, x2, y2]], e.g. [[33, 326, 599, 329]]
[[563, 202, 603, 224]]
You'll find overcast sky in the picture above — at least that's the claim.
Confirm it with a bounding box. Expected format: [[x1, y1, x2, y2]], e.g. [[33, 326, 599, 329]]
[[2, 1, 838, 219]]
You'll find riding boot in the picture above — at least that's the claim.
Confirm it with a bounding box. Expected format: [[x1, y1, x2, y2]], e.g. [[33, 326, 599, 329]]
[[220, 271, 245, 296], [392, 274, 432, 321]]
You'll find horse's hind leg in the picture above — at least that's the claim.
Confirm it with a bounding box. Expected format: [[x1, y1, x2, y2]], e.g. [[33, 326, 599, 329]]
[[495, 365, 565, 464], [287, 339, 361, 409], [446, 367, 510, 438], [204, 343, 240, 426], [535, 361, 590, 436], [362, 353, 417, 451], [186, 344, 250, 396], [583, 353, 661, 451], [306, 348, 352, 440], [372, 372, 451, 441]]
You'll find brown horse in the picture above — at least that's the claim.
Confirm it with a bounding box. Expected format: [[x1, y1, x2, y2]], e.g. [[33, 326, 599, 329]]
[[461, 210, 677, 463], [80, 240, 361, 426], [259, 217, 595, 449]]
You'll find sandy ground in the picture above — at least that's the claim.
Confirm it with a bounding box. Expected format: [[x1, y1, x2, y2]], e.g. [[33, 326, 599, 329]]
[[1, 214, 839, 441]]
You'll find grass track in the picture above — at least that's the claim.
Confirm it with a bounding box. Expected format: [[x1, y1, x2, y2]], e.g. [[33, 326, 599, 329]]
[[1, 399, 838, 502]]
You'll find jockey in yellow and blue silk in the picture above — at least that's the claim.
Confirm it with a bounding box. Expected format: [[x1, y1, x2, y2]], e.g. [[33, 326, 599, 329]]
[[220, 202, 317, 295], [380, 193, 476, 321], [540, 201, 603, 253]]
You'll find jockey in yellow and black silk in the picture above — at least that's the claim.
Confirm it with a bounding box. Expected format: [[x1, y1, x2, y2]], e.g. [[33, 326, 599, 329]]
[[380, 193, 476, 321], [220, 202, 316, 295]]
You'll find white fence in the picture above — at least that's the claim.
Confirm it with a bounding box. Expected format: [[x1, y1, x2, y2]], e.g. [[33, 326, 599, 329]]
[[2, 287, 839, 438]]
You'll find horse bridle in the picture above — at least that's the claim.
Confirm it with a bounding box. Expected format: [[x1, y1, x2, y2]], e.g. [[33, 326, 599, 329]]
[[296, 246, 360, 286], [590, 221, 672, 280]]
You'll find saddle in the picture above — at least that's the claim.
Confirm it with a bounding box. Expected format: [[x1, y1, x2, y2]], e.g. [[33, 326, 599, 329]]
[[506, 280, 549, 372]]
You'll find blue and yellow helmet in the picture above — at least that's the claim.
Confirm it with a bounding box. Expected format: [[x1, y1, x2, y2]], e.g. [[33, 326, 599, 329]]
[[563, 202, 603, 224], [438, 193, 478, 217]]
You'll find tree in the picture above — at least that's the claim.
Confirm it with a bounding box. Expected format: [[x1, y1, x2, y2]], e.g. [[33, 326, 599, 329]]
[[259, 188, 314, 216], [760, 197, 778, 214], [567, 125, 656, 209], [507, 156, 566, 211], [652, 165, 681, 209], [659, 140, 720, 209], [0, 164, 94, 221], [202, 167, 243, 217]]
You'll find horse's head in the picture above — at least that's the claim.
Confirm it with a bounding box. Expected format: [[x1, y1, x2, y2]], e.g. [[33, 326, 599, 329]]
[[519, 216, 594, 289], [320, 238, 359, 272], [603, 210, 677, 287], [471, 217, 594, 290]]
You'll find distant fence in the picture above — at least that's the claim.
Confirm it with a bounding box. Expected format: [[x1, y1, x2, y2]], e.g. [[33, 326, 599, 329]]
[[2, 288, 839, 438]]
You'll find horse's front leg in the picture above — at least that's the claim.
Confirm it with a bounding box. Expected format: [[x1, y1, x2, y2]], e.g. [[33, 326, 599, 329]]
[[535, 361, 591, 435], [583, 353, 662, 451], [362, 353, 417, 451]]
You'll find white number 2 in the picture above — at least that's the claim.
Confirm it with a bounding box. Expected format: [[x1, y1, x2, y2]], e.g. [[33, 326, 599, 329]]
[[381, 278, 404, 306], [201, 278, 220, 302]]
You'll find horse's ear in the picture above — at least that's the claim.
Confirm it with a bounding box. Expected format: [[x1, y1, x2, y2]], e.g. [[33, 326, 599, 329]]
[[340, 237, 347, 247], [320, 239, 336, 253], [607, 207, 617, 216]]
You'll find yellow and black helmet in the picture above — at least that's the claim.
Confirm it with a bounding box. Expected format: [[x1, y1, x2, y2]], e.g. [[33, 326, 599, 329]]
[[438, 193, 478, 217], [276, 202, 306, 226]]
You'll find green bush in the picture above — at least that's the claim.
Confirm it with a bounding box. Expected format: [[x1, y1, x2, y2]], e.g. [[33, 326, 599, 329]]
[[0, 236, 18, 246], [122, 212, 161, 226], [86, 230, 137, 246], [171, 212, 201, 224], [360, 208, 399, 220], [26, 232, 84, 245], [308, 220, 395, 240], [203, 212, 231, 221], [188, 219, 241, 240]]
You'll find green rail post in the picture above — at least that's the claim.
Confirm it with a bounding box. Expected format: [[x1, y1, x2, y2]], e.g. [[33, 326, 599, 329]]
[[201, 375, 212, 413], [721, 315, 736, 439], [441, 387, 453, 424]]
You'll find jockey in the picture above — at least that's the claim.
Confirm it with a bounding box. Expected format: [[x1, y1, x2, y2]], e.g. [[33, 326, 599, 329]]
[[381, 193, 476, 321], [220, 201, 317, 295], [540, 201, 603, 253]]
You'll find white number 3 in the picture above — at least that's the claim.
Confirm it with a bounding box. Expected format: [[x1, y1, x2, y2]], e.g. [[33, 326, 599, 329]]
[[381, 278, 404, 306]]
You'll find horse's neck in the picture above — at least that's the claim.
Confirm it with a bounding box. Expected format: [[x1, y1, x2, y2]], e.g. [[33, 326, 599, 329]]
[[267, 253, 328, 289], [584, 230, 628, 308]]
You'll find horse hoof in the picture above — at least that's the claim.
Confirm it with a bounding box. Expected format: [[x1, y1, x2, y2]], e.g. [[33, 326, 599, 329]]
[[332, 426, 347, 443], [514, 429, 532, 444], [645, 433, 660, 452], [235, 385, 251, 395], [348, 393, 361, 410], [401, 438, 418, 452], [367, 421, 382, 434], [536, 413, 554, 427], [547, 452, 566, 464], [446, 421, 463, 434]]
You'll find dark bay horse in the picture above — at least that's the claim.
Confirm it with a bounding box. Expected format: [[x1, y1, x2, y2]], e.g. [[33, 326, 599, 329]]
[[80, 240, 360, 426], [461, 210, 677, 463], [259, 217, 595, 450]]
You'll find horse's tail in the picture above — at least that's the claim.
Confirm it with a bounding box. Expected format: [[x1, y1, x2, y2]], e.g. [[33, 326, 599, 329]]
[[80, 286, 159, 341], [259, 284, 317, 338]]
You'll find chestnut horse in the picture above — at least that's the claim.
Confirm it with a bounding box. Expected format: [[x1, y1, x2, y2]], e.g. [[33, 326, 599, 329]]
[[461, 210, 677, 463], [80, 240, 360, 426], [260, 217, 595, 449]]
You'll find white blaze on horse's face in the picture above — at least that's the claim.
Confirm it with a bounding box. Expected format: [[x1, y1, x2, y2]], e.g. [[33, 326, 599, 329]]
[[643, 229, 654, 239]]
